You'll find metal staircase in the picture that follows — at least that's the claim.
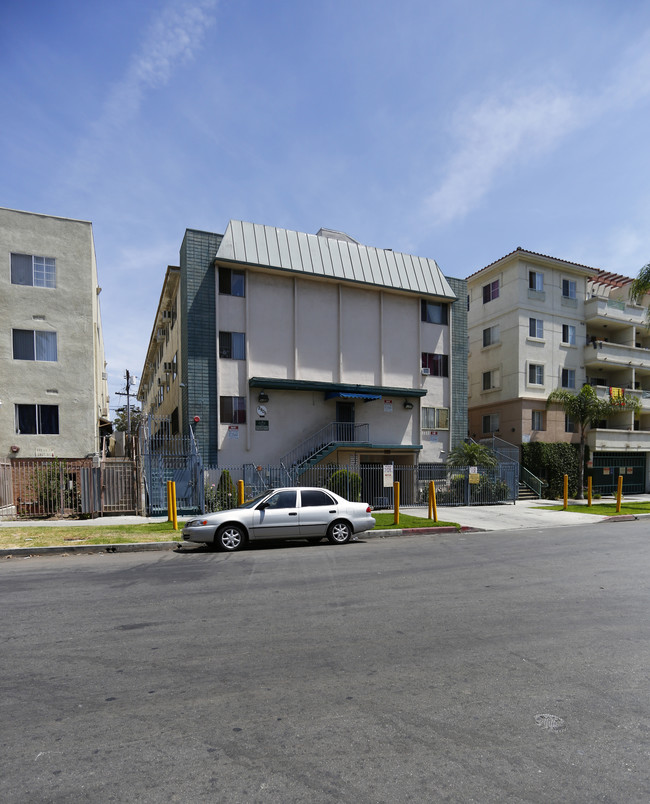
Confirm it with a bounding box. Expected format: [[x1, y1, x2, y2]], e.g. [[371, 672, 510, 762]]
[[279, 422, 371, 477]]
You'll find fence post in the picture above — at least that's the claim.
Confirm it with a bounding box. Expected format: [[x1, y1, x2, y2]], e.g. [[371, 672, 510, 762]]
[[393, 481, 400, 525]]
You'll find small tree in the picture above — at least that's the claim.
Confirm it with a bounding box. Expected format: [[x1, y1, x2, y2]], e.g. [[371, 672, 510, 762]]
[[447, 441, 498, 468], [113, 405, 143, 435], [547, 384, 638, 499]]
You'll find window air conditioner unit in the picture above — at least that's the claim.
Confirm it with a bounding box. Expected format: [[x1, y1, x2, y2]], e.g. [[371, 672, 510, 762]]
[[421, 367, 431, 375]]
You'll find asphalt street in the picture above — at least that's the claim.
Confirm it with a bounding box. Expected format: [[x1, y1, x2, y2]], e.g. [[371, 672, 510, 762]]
[[2, 519, 649, 803]]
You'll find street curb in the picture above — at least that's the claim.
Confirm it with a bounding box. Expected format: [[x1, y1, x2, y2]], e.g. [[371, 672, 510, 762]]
[[0, 526, 486, 558]]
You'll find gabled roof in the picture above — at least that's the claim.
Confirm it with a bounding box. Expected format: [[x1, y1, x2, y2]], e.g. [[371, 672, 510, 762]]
[[215, 220, 456, 299], [468, 247, 600, 280]]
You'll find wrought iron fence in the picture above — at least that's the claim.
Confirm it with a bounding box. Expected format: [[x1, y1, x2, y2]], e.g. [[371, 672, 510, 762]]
[[201, 462, 518, 513]]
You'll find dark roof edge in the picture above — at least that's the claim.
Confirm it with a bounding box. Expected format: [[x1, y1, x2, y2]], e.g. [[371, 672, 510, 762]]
[[248, 377, 427, 397]]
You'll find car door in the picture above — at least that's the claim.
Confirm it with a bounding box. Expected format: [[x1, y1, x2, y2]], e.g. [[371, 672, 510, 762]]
[[248, 490, 299, 539], [298, 489, 339, 536]]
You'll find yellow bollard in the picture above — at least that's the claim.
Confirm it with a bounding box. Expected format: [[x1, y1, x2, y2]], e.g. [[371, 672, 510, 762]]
[[238, 479, 245, 506], [393, 481, 400, 525], [430, 480, 438, 523], [167, 480, 173, 521], [587, 476, 592, 507], [563, 474, 568, 510], [171, 481, 178, 531], [616, 475, 623, 513]]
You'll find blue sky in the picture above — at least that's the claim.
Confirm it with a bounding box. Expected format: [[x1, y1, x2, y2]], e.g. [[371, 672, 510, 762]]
[[3, 0, 650, 411]]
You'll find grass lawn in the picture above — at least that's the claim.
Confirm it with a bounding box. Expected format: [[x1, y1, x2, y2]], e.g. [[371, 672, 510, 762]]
[[541, 501, 650, 516], [0, 521, 183, 550], [372, 512, 459, 530], [0, 513, 461, 549]]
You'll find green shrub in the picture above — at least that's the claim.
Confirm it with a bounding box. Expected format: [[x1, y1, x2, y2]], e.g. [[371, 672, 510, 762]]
[[521, 442, 587, 499], [326, 469, 362, 501]]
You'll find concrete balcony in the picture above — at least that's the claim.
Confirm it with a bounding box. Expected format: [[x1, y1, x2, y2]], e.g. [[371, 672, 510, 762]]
[[584, 340, 650, 370], [586, 428, 650, 452], [584, 296, 646, 327]]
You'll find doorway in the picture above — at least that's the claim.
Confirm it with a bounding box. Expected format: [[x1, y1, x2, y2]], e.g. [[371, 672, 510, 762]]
[[336, 402, 355, 442]]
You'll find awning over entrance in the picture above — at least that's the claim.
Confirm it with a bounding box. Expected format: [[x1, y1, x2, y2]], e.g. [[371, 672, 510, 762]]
[[324, 391, 381, 401]]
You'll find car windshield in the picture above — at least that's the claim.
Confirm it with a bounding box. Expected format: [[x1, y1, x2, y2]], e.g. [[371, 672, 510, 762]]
[[239, 492, 273, 509]]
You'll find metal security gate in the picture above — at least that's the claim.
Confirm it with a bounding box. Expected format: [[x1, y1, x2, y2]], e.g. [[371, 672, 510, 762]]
[[591, 452, 646, 495], [140, 415, 204, 515]]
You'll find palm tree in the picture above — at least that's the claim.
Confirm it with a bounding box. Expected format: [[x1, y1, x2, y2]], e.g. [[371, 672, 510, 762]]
[[546, 385, 638, 499], [629, 261, 650, 308], [447, 441, 498, 468]]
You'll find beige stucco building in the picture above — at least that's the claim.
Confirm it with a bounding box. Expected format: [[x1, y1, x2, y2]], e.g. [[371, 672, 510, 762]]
[[138, 221, 468, 470], [0, 208, 109, 459], [467, 248, 650, 492]]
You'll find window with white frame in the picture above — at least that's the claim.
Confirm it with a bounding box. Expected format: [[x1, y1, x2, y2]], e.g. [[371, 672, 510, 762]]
[[482, 325, 500, 347], [531, 410, 546, 431], [562, 278, 576, 299], [561, 368, 576, 388], [562, 324, 576, 345], [482, 279, 499, 303], [528, 363, 544, 385], [421, 407, 449, 429], [11, 253, 56, 288], [528, 317, 544, 338], [482, 413, 499, 433], [528, 270, 544, 291], [12, 329, 57, 361], [15, 404, 59, 434]]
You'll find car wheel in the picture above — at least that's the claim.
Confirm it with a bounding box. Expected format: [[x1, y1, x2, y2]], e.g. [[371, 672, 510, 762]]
[[216, 524, 245, 552], [327, 520, 352, 545]]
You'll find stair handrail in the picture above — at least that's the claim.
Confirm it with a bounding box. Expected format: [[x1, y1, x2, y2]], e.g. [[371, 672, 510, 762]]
[[477, 436, 543, 498], [279, 422, 370, 469]]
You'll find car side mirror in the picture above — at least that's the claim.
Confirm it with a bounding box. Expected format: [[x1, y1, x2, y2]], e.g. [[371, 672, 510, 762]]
[[257, 502, 269, 510]]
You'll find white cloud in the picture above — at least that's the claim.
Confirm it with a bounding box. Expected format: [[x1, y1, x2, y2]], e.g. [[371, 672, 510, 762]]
[[67, 0, 218, 189], [423, 87, 583, 226]]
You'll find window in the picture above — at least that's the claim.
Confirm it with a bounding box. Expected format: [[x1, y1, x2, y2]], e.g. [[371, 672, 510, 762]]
[[562, 324, 576, 345], [562, 279, 576, 299], [11, 253, 56, 288], [219, 267, 245, 297], [421, 353, 448, 377], [565, 414, 575, 433], [529, 271, 544, 291], [531, 410, 546, 431], [528, 318, 543, 338], [264, 490, 296, 509], [220, 396, 246, 424], [172, 352, 178, 380], [482, 413, 499, 433], [482, 370, 499, 391], [528, 364, 544, 385], [482, 279, 499, 304], [421, 407, 449, 429], [561, 368, 576, 389], [219, 331, 246, 360], [12, 330, 57, 361], [421, 300, 448, 325], [15, 404, 59, 434], [301, 489, 336, 507], [482, 325, 500, 347]]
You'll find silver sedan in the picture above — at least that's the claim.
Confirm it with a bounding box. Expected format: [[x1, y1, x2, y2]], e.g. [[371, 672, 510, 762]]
[[181, 486, 375, 551]]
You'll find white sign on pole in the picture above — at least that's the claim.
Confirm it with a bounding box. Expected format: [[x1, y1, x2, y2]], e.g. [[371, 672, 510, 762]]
[[383, 464, 394, 488]]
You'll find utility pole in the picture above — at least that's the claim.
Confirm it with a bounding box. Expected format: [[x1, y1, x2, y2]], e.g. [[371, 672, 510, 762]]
[[115, 370, 135, 432]]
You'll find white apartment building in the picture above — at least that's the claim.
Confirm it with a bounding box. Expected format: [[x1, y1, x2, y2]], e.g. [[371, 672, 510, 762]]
[[138, 220, 468, 470], [0, 208, 109, 458], [468, 248, 650, 492]]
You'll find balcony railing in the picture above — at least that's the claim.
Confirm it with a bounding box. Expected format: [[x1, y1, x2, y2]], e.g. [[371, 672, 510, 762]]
[[584, 296, 646, 325]]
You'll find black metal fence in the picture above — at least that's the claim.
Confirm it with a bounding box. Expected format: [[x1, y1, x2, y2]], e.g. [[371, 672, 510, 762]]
[[201, 463, 518, 513]]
